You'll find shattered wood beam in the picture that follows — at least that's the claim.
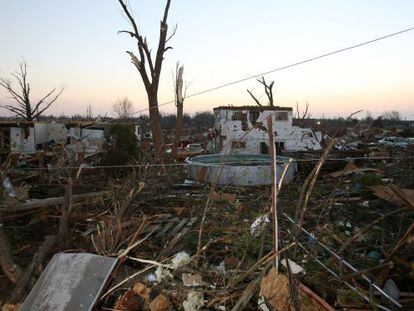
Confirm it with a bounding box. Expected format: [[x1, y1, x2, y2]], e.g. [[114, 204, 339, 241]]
[[172, 63, 184, 158], [0, 224, 22, 283], [230, 261, 273, 311], [231, 243, 296, 287], [0, 191, 108, 215], [390, 184, 414, 210], [385, 222, 414, 262]]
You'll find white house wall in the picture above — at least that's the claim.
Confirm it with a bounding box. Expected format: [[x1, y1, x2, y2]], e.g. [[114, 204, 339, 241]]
[[10, 127, 36, 154], [67, 128, 105, 157], [213, 108, 321, 155], [34, 123, 68, 145]]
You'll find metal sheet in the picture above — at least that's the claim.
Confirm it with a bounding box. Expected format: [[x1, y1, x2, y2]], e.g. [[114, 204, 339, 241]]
[[20, 253, 117, 311]]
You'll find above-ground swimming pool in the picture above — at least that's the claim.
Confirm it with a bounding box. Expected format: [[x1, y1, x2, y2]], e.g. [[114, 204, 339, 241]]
[[186, 154, 296, 186]]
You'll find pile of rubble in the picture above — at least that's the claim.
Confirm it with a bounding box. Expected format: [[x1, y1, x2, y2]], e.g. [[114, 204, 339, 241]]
[[0, 139, 413, 310]]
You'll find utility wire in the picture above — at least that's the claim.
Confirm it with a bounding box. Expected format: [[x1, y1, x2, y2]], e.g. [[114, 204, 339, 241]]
[[134, 25, 414, 114], [5, 155, 414, 171]]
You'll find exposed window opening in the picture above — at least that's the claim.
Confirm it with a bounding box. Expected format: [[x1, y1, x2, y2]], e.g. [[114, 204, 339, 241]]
[[275, 141, 285, 154], [249, 110, 260, 124], [260, 142, 269, 155], [232, 111, 247, 121], [24, 127, 30, 138], [231, 141, 246, 149], [276, 111, 288, 121]]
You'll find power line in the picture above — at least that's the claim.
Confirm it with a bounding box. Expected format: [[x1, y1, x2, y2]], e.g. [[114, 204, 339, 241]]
[[134, 25, 414, 114], [4, 155, 414, 171]]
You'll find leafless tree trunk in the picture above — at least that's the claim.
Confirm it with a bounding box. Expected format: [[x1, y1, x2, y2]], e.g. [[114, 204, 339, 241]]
[[117, 0, 176, 159], [247, 76, 274, 107], [0, 62, 64, 121], [172, 64, 185, 159]]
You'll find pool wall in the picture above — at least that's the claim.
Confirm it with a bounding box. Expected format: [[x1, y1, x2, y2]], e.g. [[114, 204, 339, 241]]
[[186, 154, 296, 186]]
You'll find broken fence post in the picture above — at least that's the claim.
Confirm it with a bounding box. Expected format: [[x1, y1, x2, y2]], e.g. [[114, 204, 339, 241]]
[[267, 116, 279, 272]]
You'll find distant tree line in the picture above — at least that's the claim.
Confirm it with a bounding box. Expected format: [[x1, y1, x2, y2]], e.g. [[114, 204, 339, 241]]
[[158, 111, 215, 130], [0, 110, 215, 131]]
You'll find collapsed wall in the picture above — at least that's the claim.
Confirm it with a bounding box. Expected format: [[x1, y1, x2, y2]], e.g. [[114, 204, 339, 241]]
[[211, 106, 322, 155]]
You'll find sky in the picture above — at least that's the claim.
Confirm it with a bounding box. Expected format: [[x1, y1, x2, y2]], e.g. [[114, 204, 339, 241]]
[[0, 0, 413, 119]]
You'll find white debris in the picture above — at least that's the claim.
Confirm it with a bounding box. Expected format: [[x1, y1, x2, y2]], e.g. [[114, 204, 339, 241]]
[[383, 279, 400, 300], [146, 273, 157, 282], [182, 273, 203, 287], [183, 291, 204, 311], [258, 297, 270, 311], [281, 258, 305, 274], [3, 177, 16, 197], [171, 251, 191, 269], [250, 215, 270, 237], [152, 251, 191, 283], [154, 266, 173, 283], [215, 261, 226, 275]]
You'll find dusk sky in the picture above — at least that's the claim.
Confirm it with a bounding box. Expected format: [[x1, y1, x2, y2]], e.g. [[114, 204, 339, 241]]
[[0, 0, 413, 119]]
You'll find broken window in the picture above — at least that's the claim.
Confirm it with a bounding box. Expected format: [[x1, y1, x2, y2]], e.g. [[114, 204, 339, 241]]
[[275, 141, 285, 154], [231, 141, 246, 149], [260, 142, 269, 154], [24, 127, 30, 138], [275, 111, 288, 121], [232, 111, 247, 121], [249, 110, 260, 124]]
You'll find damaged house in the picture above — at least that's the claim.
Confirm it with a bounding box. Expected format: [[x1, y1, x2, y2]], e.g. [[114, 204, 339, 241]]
[[211, 106, 322, 155], [0, 121, 141, 159], [0, 121, 101, 156]]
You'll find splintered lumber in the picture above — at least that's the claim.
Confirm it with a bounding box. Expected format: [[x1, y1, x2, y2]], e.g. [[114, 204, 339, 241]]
[[369, 184, 414, 210], [230, 261, 272, 311], [0, 191, 108, 215]]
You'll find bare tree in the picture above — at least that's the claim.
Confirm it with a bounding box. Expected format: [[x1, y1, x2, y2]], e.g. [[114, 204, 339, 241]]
[[295, 101, 312, 120], [247, 76, 274, 107], [382, 110, 401, 121], [0, 62, 64, 121], [172, 63, 185, 158], [85, 104, 93, 119], [112, 97, 134, 119], [117, 0, 176, 159]]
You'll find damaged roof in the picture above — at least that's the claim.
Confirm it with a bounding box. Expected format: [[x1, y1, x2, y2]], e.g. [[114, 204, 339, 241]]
[[0, 120, 96, 128], [213, 105, 293, 111]]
